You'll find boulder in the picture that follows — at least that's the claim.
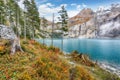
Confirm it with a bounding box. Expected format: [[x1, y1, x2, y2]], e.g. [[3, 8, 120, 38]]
[[0, 25, 23, 55]]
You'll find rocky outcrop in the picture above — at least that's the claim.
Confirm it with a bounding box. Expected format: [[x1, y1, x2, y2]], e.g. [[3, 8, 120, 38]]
[[0, 25, 17, 40], [0, 25, 23, 54]]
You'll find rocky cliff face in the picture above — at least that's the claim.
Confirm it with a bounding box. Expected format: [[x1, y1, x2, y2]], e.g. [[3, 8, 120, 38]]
[[68, 8, 95, 38], [69, 8, 94, 27], [98, 14, 120, 38], [68, 4, 120, 38], [96, 4, 120, 38]]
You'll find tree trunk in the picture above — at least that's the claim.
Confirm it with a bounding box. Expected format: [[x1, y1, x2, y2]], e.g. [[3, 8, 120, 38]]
[[11, 37, 23, 55]]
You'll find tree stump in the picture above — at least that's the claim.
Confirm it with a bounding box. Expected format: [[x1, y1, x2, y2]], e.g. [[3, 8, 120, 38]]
[[11, 37, 23, 55]]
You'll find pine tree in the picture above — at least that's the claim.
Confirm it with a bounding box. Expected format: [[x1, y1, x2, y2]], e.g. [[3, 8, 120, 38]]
[[23, 0, 40, 39], [0, 0, 5, 24], [58, 6, 68, 51], [31, 0, 40, 30], [7, 0, 23, 36], [58, 6, 69, 32], [23, 0, 30, 38]]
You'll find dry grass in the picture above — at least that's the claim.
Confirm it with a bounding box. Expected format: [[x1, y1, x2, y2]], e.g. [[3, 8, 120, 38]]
[[0, 39, 119, 80], [0, 39, 94, 80]]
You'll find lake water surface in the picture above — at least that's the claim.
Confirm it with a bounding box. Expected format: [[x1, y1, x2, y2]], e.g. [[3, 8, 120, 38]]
[[36, 38, 120, 66]]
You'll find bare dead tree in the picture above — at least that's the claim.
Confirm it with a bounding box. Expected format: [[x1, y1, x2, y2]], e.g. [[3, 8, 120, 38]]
[[24, 7, 26, 41], [51, 13, 54, 46]]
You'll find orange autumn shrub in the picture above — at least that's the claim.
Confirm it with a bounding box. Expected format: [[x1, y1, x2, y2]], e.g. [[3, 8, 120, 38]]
[[0, 46, 5, 51], [0, 39, 119, 80]]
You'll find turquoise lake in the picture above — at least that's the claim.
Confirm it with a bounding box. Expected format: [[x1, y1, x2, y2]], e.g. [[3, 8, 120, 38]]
[[36, 38, 120, 66]]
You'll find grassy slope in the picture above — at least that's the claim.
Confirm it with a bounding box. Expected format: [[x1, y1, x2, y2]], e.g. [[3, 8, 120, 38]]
[[0, 39, 120, 80]]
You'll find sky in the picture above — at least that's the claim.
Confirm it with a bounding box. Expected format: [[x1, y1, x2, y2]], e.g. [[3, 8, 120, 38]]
[[35, 0, 120, 21]]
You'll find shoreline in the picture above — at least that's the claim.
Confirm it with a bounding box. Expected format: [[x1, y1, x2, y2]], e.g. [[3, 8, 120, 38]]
[[64, 51, 120, 77], [36, 39, 120, 77], [98, 62, 120, 77], [59, 51, 120, 77]]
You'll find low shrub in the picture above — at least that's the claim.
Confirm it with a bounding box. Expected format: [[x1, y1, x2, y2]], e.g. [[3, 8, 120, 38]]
[[70, 50, 95, 67], [47, 45, 60, 53], [0, 40, 11, 55]]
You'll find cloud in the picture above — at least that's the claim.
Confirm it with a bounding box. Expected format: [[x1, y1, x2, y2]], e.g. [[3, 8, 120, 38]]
[[36, 0, 48, 4], [46, 3, 54, 7], [60, 4, 67, 7], [38, 3, 87, 22], [82, 3, 87, 8], [70, 3, 87, 10], [38, 3, 60, 15], [68, 10, 79, 18], [71, 3, 77, 6], [96, 5, 111, 12], [76, 5, 81, 10], [38, 3, 68, 21]]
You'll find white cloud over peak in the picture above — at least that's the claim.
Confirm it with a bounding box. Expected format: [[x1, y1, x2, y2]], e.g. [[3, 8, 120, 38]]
[[39, 4, 59, 15], [38, 3, 87, 21], [97, 5, 111, 11], [70, 3, 87, 9], [76, 5, 81, 10], [68, 10, 79, 18], [38, 3, 68, 21]]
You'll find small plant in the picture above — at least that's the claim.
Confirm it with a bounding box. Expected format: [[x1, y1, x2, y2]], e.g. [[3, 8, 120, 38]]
[[70, 50, 95, 67], [70, 50, 79, 57], [47, 45, 55, 51], [22, 41, 29, 44], [72, 50, 79, 54], [0, 46, 5, 51], [0, 40, 11, 55]]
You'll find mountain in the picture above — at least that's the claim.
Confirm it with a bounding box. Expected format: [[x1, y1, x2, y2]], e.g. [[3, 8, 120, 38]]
[[68, 8, 95, 38], [96, 4, 120, 38], [69, 8, 94, 27], [40, 17, 53, 30], [68, 4, 120, 38]]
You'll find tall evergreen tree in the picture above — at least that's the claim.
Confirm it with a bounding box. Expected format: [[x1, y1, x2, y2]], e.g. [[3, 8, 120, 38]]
[[23, 0, 31, 38], [58, 6, 68, 51], [58, 6, 69, 32], [0, 0, 5, 24], [6, 0, 23, 36], [23, 0, 40, 39]]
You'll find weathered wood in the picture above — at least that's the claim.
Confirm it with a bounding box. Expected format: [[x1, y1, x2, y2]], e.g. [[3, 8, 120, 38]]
[[11, 37, 23, 55]]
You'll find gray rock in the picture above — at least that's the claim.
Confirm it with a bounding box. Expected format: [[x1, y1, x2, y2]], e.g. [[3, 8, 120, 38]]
[[0, 25, 17, 40]]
